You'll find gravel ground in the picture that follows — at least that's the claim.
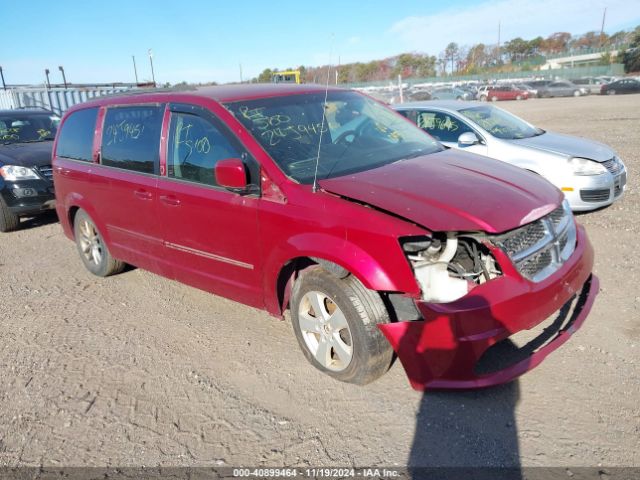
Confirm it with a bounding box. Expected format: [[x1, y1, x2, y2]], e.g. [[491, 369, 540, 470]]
[[0, 94, 638, 469]]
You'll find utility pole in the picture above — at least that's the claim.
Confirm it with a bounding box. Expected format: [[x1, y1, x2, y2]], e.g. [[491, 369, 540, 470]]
[[0, 66, 6, 90], [58, 66, 68, 89], [239, 63, 243, 83], [497, 21, 501, 64], [600, 7, 607, 46], [148, 49, 156, 87], [132, 55, 139, 84]]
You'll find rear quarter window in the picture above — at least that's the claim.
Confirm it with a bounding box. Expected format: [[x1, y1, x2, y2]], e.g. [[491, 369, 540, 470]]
[[101, 105, 164, 174], [56, 108, 99, 161]]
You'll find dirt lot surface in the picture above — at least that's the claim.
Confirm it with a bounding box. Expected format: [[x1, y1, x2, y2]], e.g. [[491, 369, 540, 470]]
[[0, 95, 638, 469]]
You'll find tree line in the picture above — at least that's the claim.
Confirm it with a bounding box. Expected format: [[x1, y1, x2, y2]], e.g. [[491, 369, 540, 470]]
[[253, 25, 639, 84]]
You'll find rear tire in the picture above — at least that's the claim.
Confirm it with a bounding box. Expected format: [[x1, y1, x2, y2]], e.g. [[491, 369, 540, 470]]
[[290, 268, 394, 386], [0, 196, 20, 232], [74, 209, 125, 277], [573, 90, 581, 97]]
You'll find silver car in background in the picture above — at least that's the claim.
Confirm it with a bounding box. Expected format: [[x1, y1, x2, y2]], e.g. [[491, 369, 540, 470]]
[[394, 101, 627, 211]]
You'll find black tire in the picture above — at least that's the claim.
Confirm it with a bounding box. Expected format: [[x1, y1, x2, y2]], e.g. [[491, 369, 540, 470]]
[[290, 268, 394, 385], [479, 95, 487, 102], [0, 196, 20, 232], [74, 209, 125, 277]]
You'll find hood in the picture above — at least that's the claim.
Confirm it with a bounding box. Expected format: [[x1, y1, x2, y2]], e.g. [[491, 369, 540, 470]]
[[508, 131, 613, 162], [319, 149, 562, 234], [0, 141, 54, 168]]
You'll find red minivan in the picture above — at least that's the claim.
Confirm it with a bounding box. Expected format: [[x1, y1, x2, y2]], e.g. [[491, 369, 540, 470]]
[[52, 85, 598, 390]]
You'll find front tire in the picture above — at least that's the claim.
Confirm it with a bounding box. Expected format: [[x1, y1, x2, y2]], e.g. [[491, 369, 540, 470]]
[[573, 90, 581, 97], [290, 268, 393, 385], [74, 209, 125, 277], [0, 196, 20, 232]]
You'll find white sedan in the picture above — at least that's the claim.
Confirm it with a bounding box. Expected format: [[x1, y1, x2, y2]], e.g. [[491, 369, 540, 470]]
[[393, 101, 627, 211]]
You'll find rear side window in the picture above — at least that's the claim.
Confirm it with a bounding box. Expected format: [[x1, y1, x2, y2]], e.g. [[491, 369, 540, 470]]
[[56, 108, 98, 161], [101, 105, 163, 174]]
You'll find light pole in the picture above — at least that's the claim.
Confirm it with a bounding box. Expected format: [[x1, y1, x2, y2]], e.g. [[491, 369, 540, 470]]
[[58, 66, 68, 89], [132, 55, 139, 84], [148, 49, 156, 87], [44, 68, 51, 89], [0, 66, 6, 90]]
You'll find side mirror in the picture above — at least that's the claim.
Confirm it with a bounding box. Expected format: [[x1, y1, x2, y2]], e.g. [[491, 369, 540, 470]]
[[458, 132, 480, 146], [215, 158, 248, 190]]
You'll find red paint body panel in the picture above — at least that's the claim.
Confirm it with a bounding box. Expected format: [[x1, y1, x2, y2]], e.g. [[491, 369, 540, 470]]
[[320, 149, 563, 233], [379, 226, 596, 390], [52, 85, 597, 390]]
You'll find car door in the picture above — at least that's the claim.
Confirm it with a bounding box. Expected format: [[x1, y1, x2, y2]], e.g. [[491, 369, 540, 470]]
[[406, 109, 488, 156], [90, 104, 166, 273], [157, 103, 263, 308]]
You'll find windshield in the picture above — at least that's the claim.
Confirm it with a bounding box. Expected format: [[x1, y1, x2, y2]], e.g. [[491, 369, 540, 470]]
[[0, 113, 60, 144], [225, 91, 442, 184], [459, 105, 541, 140]]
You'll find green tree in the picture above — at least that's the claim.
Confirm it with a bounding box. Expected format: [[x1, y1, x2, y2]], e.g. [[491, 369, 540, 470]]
[[444, 42, 459, 74], [257, 68, 273, 83], [622, 31, 640, 73]]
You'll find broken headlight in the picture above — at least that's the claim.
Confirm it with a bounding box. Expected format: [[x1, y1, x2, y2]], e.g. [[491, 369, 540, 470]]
[[401, 233, 502, 303]]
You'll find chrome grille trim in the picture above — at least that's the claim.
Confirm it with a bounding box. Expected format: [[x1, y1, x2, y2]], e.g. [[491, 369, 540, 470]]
[[602, 157, 624, 175], [37, 165, 53, 181], [494, 203, 576, 282]]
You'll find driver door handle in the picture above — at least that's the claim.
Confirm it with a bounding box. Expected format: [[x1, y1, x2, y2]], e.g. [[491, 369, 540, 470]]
[[160, 195, 181, 206]]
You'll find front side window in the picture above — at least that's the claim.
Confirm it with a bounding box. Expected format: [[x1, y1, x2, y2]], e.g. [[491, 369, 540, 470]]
[[460, 105, 542, 140], [225, 91, 442, 184], [101, 105, 163, 174], [56, 108, 96, 161], [412, 110, 473, 143], [167, 112, 241, 187], [1, 113, 60, 145]]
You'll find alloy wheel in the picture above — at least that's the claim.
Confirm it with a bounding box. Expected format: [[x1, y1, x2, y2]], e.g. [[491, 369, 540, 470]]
[[298, 290, 353, 371]]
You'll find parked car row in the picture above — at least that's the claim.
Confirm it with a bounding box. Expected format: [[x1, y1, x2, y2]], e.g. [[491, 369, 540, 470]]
[[1, 84, 619, 391], [402, 75, 640, 104]]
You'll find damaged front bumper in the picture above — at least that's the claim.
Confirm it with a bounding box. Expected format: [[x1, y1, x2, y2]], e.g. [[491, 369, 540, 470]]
[[379, 225, 597, 390]]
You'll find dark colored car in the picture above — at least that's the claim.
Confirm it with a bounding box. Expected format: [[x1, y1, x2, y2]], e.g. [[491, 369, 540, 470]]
[[601, 78, 640, 95], [52, 84, 597, 390], [537, 81, 584, 98], [0, 109, 59, 232]]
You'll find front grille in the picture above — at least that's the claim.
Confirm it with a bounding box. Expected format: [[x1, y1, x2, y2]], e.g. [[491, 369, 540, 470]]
[[580, 188, 610, 202], [602, 157, 623, 175], [517, 249, 553, 279], [38, 165, 53, 181], [500, 221, 546, 257], [494, 204, 576, 282]]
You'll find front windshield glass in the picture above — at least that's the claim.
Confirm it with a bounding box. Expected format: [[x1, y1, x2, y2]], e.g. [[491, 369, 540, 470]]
[[0, 113, 60, 144], [459, 105, 541, 140], [225, 91, 442, 184]]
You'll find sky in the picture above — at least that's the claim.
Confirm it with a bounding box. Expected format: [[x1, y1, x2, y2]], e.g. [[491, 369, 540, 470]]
[[1, 0, 640, 86]]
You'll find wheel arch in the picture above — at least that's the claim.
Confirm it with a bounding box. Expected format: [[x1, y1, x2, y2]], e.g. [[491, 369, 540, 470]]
[[263, 233, 416, 317]]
